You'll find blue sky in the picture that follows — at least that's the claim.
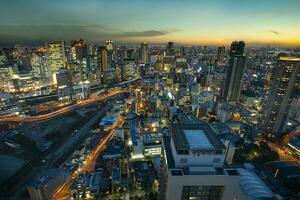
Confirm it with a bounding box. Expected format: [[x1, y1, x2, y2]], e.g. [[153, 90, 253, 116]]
[[0, 0, 300, 46]]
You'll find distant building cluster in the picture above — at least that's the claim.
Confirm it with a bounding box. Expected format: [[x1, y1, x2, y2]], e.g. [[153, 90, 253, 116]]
[[1, 39, 300, 200]]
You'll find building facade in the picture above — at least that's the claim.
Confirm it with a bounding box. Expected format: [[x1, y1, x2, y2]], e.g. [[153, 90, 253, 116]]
[[261, 55, 300, 135], [222, 41, 246, 102]]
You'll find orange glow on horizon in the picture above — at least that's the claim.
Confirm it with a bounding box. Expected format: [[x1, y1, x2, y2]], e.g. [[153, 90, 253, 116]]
[[123, 34, 300, 47]]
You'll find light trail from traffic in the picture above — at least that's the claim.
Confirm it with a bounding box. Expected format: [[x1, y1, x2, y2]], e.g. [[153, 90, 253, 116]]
[[52, 118, 124, 200], [266, 141, 300, 167], [0, 90, 125, 124]]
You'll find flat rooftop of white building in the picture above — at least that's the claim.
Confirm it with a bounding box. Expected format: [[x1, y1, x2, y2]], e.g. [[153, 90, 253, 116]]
[[183, 129, 213, 149], [171, 123, 224, 152]]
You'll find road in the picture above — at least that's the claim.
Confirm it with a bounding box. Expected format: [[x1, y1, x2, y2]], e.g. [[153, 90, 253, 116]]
[[52, 118, 125, 200], [266, 141, 300, 167], [10, 101, 116, 199], [0, 90, 125, 124]]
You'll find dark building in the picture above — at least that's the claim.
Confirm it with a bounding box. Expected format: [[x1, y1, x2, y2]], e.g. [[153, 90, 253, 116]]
[[222, 41, 246, 102], [140, 42, 149, 64], [99, 46, 108, 72], [105, 40, 114, 67], [166, 42, 175, 56], [216, 46, 225, 63], [56, 68, 73, 100], [2, 48, 15, 66], [71, 39, 88, 63], [180, 46, 186, 58], [266, 161, 300, 195], [261, 54, 300, 136]]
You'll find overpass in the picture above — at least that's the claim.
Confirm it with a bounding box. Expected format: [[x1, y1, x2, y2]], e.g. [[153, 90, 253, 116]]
[[0, 77, 140, 124], [0, 90, 126, 124]]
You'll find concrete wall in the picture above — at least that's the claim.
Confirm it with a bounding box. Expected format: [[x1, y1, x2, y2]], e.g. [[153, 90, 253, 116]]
[[166, 171, 244, 200]]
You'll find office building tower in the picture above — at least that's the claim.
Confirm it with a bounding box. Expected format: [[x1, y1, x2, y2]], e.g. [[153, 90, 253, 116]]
[[126, 49, 136, 61], [14, 47, 32, 73], [31, 48, 50, 82], [115, 64, 122, 82], [217, 46, 225, 63], [46, 41, 67, 84], [91, 46, 102, 84], [116, 46, 126, 65], [100, 46, 108, 72], [105, 40, 114, 67], [180, 46, 186, 58], [70, 39, 88, 63], [56, 68, 73, 100], [261, 55, 300, 136], [2, 48, 15, 66], [81, 56, 90, 81], [222, 41, 246, 102], [159, 123, 241, 200], [0, 66, 13, 92], [166, 42, 175, 56], [140, 42, 149, 64]]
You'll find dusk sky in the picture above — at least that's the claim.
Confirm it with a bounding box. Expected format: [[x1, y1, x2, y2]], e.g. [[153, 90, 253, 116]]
[[1, 0, 300, 46]]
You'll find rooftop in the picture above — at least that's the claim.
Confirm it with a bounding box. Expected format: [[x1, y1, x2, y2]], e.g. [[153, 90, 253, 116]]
[[170, 123, 224, 152], [183, 129, 213, 149], [238, 168, 275, 199]]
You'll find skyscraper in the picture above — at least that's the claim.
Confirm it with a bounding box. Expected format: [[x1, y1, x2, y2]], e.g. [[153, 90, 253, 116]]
[[222, 41, 246, 102], [0, 66, 13, 92], [140, 42, 149, 64], [31, 48, 49, 82], [180, 46, 186, 58], [105, 40, 114, 67], [216, 46, 225, 63], [70, 39, 88, 64], [46, 41, 67, 84], [261, 54, 300, 136], [166, 42, 175, 56], [100, 46, 108, 72], [56, 68, 73, 100], [81, 56, 90, 81]]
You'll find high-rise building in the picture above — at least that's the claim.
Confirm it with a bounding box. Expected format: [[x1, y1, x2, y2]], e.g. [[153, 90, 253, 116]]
[[105, 40, 114, 67], [0, 66, 13, 92], [90, 46, 102, 85], [81, 56, 90, 81], [166, 42, 175, 56], [2, 48, 15, 66], [261, 55, 300, 136], [180, 46, 186, 58], [159, 123, 242, 200], [31, 48, 50, 83], [114, 64, 122, 82], [46, 41, 67, 84], [56, 68, 73, 100], [100, 46, 108, 72], [126, 49, 136, 61], [140, 42, 149, 64], [217, 46, 225, 63], [116, 46, 126, 65], [70, 39, 88, 63], [222, 41, 246, 102]]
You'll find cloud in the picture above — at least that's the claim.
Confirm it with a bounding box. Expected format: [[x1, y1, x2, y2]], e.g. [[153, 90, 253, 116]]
[[120, 29, 180, 37], [267, 30, 280, 35], [0, 24, 180, 46]]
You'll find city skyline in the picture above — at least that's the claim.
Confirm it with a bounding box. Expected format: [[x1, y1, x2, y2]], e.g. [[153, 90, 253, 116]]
[[1, 1, 300, 199], [1, 0, 300, 46]]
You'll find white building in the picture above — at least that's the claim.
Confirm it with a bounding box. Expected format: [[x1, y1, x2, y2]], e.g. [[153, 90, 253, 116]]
[[160, 123, 243, 200]]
